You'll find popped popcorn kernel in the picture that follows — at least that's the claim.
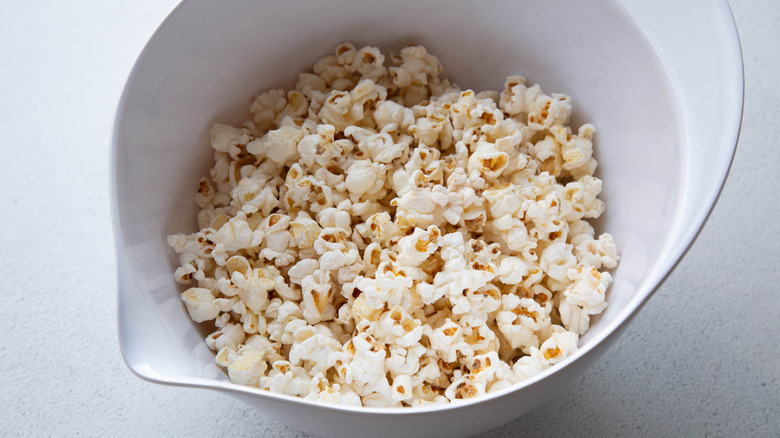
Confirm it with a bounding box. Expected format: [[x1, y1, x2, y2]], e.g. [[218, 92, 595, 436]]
[[168, 43, 619, 408]]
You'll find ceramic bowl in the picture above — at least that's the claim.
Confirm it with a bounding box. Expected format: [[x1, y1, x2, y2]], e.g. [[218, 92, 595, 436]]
[[112, 0, 743, 436]]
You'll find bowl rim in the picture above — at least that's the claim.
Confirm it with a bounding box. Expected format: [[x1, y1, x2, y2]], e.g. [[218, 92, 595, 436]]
[[112, 0, 744, 415]]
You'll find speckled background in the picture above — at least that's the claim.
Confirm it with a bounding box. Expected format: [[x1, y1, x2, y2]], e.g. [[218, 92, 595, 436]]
[[1, 1, 777, 436]]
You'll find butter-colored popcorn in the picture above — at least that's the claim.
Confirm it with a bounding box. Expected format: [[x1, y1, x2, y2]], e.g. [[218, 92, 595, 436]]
[[169, 43, 619, 408], [287, 258, 318, 285], [499, 76, 572, 131], [345, 126, 410, 164], [313, 53, 350, 86], [319, 79, 387, 131], [496, 295, 547, 350], [397, 225, 441, 267], [496, 256, 528, 285], [467, 351, 500, 384], [483, 183, 523, 219], [385, 343, 426, 378], [394, 188, 442, 230], [345, 159, 386, 200], [376, 306, 424, 348], [390, 374, 414, 402], [296, 72, 327, 100], [174, 264, 197, 285], [267, 300, 303, 343], [308, 382, 364, 407], [317, 202, 353, 232], [288, 325, 342, 373], [512, 354, 544, 380], [181, 287, 221, 323], [206, 322, 246, 351], [534, 330, 579, 366], [209, 124, 252, 154], [347, 333, 389, 388], [207, 212, 263, 265], [574, 232, 620, 270], [170, 232, 206, 265], [453, 285, 502, 327], [532, 135, 564, 177], [319, 90, 356, 130], [558, 298, 592, 335], [565, 264, 612, 310], [246, 121, 304, 165], [227, 346, 267, 386], [430, 319, 471, 363], [357, 211, 398, 245], [352, 46, 388, 79], [231, 177, 279, 216], [301, 269, 335, 324], [373, 100, 415, 133]]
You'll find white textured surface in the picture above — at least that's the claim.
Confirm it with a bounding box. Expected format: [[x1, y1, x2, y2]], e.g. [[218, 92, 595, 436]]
[[0, 0, 777, 436]]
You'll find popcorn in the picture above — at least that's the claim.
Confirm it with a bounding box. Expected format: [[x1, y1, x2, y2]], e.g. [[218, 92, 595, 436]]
[[375, 306, 424, 348], [373, 100, 415, 132], [430, 319, 470, 363], [467, 351, 500, 384], [445, 374, 486, 401], [535, 330, 579, 366], [496, 295, 546, 350], [345, 160, 386, 200], [391, 374, 414, 402], [249, 89, 287, 133], [386, 343, 426, 377], [574, 233, 620, 270], [558, 298, 592, 335], [227, 346, 267, 386], [319, 79, 387, 131], [496, 256, 528, 285], [565, 264, 612, 310], [390, 45, 442, 88], [512, 354, 544, 380], [260, 361, 311, 396], [348, 334, 389, 388], [180, 288, 221, 323], [207, 212, 264, 264], [308, 383, 363, 407], [301, 269, 335, 324], [396, 225, 440, 267], [288, 258, 318, 285], [550, 123, 596, 172], [289, 212, 322, 249], [288, 325, 342, 373], [206, 322, 246, 351], [468, 142, 509, 181], [174, 264, 197, 285], [539, 242, 577, 282], [168, 43, 619, 408], [209, 124, 252, 154]]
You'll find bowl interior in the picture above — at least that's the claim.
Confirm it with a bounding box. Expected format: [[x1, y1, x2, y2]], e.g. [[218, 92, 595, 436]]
[[115, 0, 682, 387]]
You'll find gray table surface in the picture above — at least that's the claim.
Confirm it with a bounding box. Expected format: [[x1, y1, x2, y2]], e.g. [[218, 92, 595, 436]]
[[1, 0, 777, 436]]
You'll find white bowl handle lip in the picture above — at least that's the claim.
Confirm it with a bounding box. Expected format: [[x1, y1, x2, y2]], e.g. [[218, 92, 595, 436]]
[[111, 0, 745, 414]]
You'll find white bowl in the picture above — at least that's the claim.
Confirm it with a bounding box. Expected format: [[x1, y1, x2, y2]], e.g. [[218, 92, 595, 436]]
[[112, 0, 743, 436]]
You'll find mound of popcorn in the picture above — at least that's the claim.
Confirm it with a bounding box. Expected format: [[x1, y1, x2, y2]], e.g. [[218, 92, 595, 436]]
[[168, 43, 619, 407]]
